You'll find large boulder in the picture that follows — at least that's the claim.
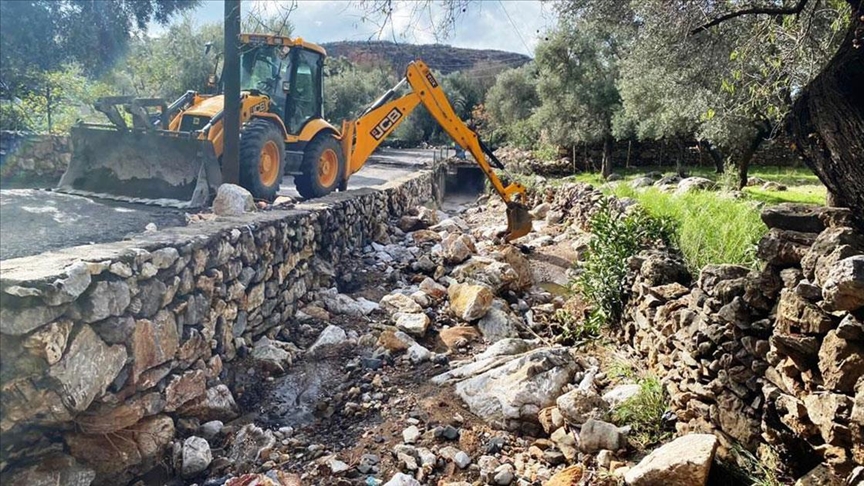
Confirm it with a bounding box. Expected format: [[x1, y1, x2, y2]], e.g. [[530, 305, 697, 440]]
[[212, 184, 255, 216], [452, 347, 578, 431], [757, 229, 818, 267], [761, 203, 854, 233], [448, 282, 494, 321], [821, 256, 864, 311], [675, 177, 716, 194], [624, 434, 718, 486]]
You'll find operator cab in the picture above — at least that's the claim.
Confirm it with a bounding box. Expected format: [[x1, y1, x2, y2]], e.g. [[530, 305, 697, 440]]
[[239, 34, 325, 134]]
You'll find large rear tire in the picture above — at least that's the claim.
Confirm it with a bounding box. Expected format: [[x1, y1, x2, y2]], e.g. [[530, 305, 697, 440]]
[[239, 119, 284, 202], [295, 134, 345, 199]]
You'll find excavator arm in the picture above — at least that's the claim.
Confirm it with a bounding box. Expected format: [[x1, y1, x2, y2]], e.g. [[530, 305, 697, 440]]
[[342, 60, 532, 241]]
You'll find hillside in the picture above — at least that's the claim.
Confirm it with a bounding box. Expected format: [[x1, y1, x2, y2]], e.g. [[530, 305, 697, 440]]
[[321, 40, 531, 75]]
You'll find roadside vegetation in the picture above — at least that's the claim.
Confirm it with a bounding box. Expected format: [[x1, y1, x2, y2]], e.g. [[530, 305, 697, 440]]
[[577, 198, 675, 327]]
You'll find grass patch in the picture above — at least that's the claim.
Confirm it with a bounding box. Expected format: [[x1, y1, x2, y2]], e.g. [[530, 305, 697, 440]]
[[569, 165, 825, 207], [610, 376, 671, 448], [608, 185, 765, 269]]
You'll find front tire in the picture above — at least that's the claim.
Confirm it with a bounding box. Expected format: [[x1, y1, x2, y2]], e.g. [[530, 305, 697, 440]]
[[295, 134, 345, 199], [239, 119, 284, 201]]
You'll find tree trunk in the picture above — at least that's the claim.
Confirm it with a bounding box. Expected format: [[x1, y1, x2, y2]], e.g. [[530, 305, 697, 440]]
[[789, 8, 864, 224], [675, 139, 685, 176], [601, 136, 613, 179], [700, 140, 726, 173], [737, 123, 769, 190]]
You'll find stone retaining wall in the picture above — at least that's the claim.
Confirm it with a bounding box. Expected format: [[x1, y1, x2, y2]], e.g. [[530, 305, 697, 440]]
[[623, 207, 863, 481], [0, 168, 441, 484], [543, 183, 863, 482], [0, 131, 70, 184]]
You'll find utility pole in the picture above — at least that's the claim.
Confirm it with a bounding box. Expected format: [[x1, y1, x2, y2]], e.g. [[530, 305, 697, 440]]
[[222, 0, 241, 184]]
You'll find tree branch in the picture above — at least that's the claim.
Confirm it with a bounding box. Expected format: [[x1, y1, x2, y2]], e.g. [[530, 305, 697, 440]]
[[689, 0, 810, 35]]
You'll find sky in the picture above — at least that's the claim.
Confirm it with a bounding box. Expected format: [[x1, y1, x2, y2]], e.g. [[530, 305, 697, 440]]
[[187, 0, 556, 57]]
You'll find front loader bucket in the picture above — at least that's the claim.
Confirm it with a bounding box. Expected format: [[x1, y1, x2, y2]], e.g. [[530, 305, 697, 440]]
[[504, 201, 533, 241], [57, 125, 221, 208]]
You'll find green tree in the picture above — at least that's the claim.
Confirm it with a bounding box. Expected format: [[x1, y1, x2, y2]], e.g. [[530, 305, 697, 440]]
[[0, 0, 199, 85], [111, 16, 224, 100], [324, 58, 394, 122], [533, 20, 624, 177], [484, 63, 540, 148]]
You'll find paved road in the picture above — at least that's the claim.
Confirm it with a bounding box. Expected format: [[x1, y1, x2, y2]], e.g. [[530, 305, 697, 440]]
[[0, 148, 434, 261]]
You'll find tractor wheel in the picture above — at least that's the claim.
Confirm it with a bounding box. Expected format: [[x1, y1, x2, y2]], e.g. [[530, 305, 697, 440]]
[[239, 119, 284, 202], [295, 133, 345, 199]]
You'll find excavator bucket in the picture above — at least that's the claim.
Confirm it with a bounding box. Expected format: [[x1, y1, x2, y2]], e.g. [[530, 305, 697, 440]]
[[57, 125, 221, 208], [504, 201, 533, 241]]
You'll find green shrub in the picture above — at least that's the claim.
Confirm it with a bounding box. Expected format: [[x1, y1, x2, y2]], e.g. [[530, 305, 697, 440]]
[[611, 376, 670, 447], [577, 198, 675, 327]]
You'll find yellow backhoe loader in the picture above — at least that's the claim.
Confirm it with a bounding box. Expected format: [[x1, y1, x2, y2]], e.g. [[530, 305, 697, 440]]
[[57, 34, 532, 240]]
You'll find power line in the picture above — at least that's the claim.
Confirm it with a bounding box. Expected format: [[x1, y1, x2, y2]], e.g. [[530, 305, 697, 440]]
[[498, 0, 533, 56]]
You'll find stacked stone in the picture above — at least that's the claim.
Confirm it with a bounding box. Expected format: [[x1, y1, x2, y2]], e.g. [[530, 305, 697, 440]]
[[0, 131, 71, 182], [618, 203, 863, 482], [620, 249, 767, 455], [756, 204, 863, 479], [0, 170, 438, 484]]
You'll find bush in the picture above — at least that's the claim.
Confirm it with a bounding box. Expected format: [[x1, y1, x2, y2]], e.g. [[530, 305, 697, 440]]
[[577, 197, 675, 328]]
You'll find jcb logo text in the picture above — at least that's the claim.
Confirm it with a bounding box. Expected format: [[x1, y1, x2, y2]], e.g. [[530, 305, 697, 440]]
[[371, 108, 403, 140]]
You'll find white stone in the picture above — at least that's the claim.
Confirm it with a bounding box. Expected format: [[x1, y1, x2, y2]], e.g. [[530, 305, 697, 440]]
[[307, 325, 348, 354], [212, 184, 255, 216], [395, 313, 431, 337], [624, 434, 718, 486], [181, 436, 212, 478]]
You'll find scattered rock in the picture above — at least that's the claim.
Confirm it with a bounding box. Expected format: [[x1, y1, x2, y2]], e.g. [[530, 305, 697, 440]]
[[441, 233, 477, 264], [181, 436, 212, 478], [439, 325, 481, 349], [307, 325, 348, 354], [395, 313, 431, 337], [557, 389, 609, 425], [579, 418, 627, 453], [451, 347, 578, 431], [212, 184, 255, 216], [252, 337, 298, 373], [229, 424, 276, 464], [478, 303, 520, 342], [380, 293, 423, 314], [448, 282, 494, 321], [624, 434, 718, 486], [320, 290, 378, 316], [384, 472, 422, 486], [546, 465, 584, 486]]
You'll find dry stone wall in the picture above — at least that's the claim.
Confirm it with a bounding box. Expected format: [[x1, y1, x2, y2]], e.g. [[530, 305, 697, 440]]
[[622, 206, 863, 480], [0, 168, 441, 484], [0, 131, 71, 184], [543, 183, 863, 482]]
